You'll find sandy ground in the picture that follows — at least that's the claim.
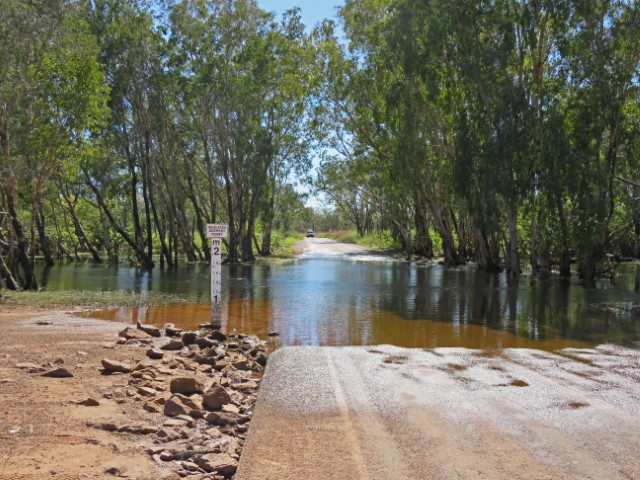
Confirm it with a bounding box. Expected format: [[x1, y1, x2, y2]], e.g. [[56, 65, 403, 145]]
[[0, 306, 177, 480], [237, 345, 640, 480]]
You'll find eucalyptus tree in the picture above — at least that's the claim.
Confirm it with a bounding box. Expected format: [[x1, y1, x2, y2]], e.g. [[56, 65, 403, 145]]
[[315, 6, 413, 254], [441, 0, 534, 273], [324, 0, 466, 261], [0, 0, 108, 289], [317, 157, 378, 237], [85, 0, 169, 269], [170, 0, 269, 263], [253, 9, 318, 256], [171, 0, 315, 262], [562, 0, 640, 282]]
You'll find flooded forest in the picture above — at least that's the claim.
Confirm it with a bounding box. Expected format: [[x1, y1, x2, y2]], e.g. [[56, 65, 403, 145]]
[[1, 0, 640, 292]]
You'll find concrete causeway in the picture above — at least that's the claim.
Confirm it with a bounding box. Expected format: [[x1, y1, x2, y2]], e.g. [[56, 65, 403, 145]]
[[236, 345, 640, 480]]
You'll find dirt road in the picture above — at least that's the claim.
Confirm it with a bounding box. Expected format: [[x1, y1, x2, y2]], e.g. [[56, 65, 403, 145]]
[[0, 309, 171, 479], [236, 345, 640, 480], [294, 237, 389, 259]]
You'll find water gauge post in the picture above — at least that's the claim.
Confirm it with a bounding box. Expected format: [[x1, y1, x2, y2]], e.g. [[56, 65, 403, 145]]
[[206, 224, 228, 329]]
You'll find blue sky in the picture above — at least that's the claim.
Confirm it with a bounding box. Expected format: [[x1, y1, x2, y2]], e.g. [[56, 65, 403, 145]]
[[256, 0, 343, 30]]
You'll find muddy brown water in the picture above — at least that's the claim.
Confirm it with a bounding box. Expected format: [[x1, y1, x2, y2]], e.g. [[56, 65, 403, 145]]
[[36, 258, 640, 350]]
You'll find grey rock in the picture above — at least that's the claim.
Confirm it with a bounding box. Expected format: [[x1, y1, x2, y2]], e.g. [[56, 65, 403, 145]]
[[163, 418, 190, 428], [208, 330, 227, 342], [204, 411, 240, 426], [156, 426, 189, 441], [119, 327, 149, 340], [181, 461, 202, 472], [254, 352, 268, 367], [146, 348, 165, 360], [170, 377, 204, 395], [136, 386, 157, 397], [203, 385, 231, 411], [194, 453, 238, 475], [165, 326, 183, 337], [87, 421, 119, 432], [143, 396, 167, 414], [195, 336, 216, 349], [231, 359, 249, 371], [101, 358, 132, 374], [104, 467, 121, 476], [161, 340, 184, 351], [231, 381, 259, 392], [159, 451, 174, 461], [164, 394, 203, 417], [41, 367, 74, 378], [15, 362, 46, 373], [117, 423, 158, 434], [193, 354, 216, 367], [181, 331, 198, 346], [136, 321, 161, 337]]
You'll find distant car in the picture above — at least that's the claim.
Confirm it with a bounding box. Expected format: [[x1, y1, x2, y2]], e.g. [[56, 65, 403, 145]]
[[306, 229, 314, 238]]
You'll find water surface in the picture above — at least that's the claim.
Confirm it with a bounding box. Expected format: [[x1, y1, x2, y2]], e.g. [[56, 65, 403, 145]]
[[37, 258, 640, 350]]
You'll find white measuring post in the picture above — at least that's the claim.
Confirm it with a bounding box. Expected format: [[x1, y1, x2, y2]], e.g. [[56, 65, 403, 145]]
[[206, 224, 228, 329]]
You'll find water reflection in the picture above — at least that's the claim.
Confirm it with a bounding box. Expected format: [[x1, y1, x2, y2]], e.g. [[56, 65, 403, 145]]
[[37, 259, 640, 350]]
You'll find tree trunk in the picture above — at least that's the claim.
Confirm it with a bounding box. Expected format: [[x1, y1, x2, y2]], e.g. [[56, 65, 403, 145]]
[[243, 204, 256, 262], [435, 210, 460, 266], [413, 199, 434, 258], [261, 184, 276, 256], [35, 207, 55, 267], [529, 192, 540, 274], [126, 153, 144, 254], [222, 159, 238, 264], [579, 255, 597, 287], [203, 136, 217, 224], [99, 209, 116, 264], [633, 185, 640, 258], [5, 176, 38, 290], [59, 186, 102, 263], [474, 227, 501, 272], [261, 221, 272, 256], [149, 189, 172, 268], [505, 200, 520, 276], [142, 131, 154, 263], [0, 253, 18, 290], [175, 208, 197, 262], [83, 166, 154, 268], [557, 199, 571, 277], [184, 152, 209, 262]]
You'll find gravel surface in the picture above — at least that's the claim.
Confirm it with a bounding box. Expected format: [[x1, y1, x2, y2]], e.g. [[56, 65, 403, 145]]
[[295, 238, 392, 260], [236, 345, 640, 480]]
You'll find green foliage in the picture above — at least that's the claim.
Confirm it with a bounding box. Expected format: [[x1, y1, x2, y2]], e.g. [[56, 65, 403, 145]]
[[2, 0, 640, 289], [314, 0, 640, 279]]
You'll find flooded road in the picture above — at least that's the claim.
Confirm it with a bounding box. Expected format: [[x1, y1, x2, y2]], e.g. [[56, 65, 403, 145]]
[[237, 345, 640, 480], [36, 248, 639, 350]]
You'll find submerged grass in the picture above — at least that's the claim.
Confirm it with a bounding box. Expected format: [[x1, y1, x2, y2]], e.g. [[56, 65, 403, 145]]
[[0, 289, 188, 309]]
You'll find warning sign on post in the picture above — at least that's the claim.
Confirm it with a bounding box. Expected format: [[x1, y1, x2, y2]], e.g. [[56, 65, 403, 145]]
[[206, 224, 228, 238]]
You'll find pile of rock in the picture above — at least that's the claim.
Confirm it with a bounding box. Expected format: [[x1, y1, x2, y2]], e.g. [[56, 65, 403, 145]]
[[93, 321, 270, 479]]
